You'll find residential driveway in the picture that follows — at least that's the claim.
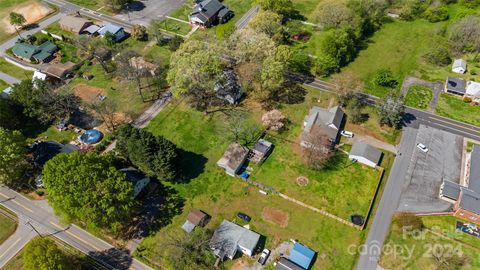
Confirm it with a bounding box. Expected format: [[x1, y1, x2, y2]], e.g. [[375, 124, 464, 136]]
[[232, 241, 293, 270], [0, 71, 20, 85], [400, 76, 444, 112], [114, 0, 187, 26]]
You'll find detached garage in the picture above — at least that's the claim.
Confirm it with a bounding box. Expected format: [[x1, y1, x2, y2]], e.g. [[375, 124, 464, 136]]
[[348, 142, 382, 168]]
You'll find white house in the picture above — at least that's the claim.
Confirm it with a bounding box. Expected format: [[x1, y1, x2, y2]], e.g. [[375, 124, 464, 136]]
[[210, 220, 260, 260], [466, 81, 480, 100], [452, 59, 467, 74], [349, 142, 383, 168], [121, 167, 150, 198]]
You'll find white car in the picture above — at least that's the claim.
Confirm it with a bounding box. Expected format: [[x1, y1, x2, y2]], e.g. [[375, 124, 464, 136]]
[[417, 143, 429, 153], [258, 248, 271, 265], [341, 130, 354, 138]]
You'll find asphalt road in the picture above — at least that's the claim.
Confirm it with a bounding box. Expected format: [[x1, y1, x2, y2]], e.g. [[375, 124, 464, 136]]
[[114, 0, 186, 26], [0, 186, 152, 270]]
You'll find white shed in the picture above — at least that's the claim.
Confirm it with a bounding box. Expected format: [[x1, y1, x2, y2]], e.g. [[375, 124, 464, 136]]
[[452, 59, 467, 74], [349, 142, 383, 168]]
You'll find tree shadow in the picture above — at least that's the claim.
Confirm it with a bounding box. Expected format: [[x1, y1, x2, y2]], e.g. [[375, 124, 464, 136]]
[[177, 148, 208, 183], [401, 112, 417, 127], [268, 81, 307, 108], [69, 109, 100, 130], [125, 1, 145, 12], [87, 248, 132, 270]]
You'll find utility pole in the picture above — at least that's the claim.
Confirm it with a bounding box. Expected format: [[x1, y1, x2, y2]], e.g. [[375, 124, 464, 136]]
[[26, 220, 42, 237]]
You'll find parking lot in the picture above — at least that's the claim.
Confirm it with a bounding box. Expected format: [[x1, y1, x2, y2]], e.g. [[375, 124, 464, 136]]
[[398, 125, 463, 213], [114, 0, 186, 25]]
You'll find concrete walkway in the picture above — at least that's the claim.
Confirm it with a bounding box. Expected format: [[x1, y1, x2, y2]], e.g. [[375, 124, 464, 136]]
[[345, 134, 397, 153]]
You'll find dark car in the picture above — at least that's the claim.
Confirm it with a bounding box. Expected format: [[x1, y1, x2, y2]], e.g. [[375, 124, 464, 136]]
[[237, 212, 251, 222]]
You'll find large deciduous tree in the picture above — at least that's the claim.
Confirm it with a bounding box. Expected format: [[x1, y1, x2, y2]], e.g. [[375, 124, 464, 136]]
[[0, 128, 29, 187], [313, 0, 355, 29], [23, 238, 71, 270], [449, 15, 480, 56], [116, 125, 179, 182], [378, 92, 405, 128], [247, 10, 284, 42], [256, 0, 295, 17], [42, 152, 136, 232], [301, 128, 334, 170]]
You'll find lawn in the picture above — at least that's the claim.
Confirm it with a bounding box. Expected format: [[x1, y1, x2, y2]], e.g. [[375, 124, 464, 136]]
[[65, 0, 113, 14], [168, 3, 191, 21], [157, 18, 191, 36], [27, 126, 77, 144], [0, 58, 34, 80], [380, 216, 480, 270], [0, 207, 17, 245], [0, 79, 9, 90], [405, 85, 433, 110], [436, 93, 480, 126]]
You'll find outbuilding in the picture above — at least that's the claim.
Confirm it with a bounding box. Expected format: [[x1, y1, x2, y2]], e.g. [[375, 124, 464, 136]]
[[217, 143, 249, 176], [348, 142, 383, 168], [288, 242, 316, 270], [452, 59, 467, 74], [182, 208, 209, 233]]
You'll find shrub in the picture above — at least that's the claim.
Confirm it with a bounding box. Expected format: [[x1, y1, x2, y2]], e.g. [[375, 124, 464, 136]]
[[373, 69, 398, 88], [168, 36, 184, 51], [463, 96, 472, 103], [424, 5, 449, 22], [470, 69, 477, 75], [312, 54, 339, 76], [423, 41, 451, 66]]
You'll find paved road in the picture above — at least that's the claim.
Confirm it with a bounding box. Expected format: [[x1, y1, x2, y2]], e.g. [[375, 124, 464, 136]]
[[235, 5, 260, 30], [115, 0, 186, 26], [356, 127, 418, 270], [0, 71, 20, 85], [132, 92, 171, 128], [0, 216, 36, 269], [0, 187, 153, 270]]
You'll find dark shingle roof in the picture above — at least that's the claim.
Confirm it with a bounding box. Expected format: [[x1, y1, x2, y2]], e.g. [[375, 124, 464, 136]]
[[446, 77, 466, 94], [190, 0, 225, 23], [440, 180, 461, 200], [469, 145, 480, 193], [253, 139, 272, 154], [303, 106, 344, 141], [459, 188, 480, 215], [276, 257, 304, 270]]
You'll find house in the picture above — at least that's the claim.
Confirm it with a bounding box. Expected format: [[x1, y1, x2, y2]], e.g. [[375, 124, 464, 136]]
[[348, 142, 383, 168], [301, 106, 344, 146], [445, 77, 467, 96], [276, 257, 304, 270], [58, 15, 93, 34], [288, 242, 316, 270], [30, 141, 79, 167], [217, 143, 249, 176], [452, 59, 467, 74], [439, 180, 461, 202], [120, 167, 150, 198], [466, 81, 480, 100], [32, 70, 47, 82], [83, 24, 101, 35], [181, 208, 209, 233], [12, 41, 57, 63], [189, 0, 233, 28], [129, 57, 160, 76], [44, 62, 77, 80], [250, 139, 273, 164], [210, 220, 260, 260], [97, 23, 127, 42], [214, 70, 243, 104]]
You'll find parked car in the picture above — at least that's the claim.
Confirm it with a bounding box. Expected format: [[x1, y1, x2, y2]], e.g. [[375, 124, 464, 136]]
[[341, 130, 354, 138], [417, 143, 429, 153], [258, 248, 271, 265], [237, 212, 251, 222]]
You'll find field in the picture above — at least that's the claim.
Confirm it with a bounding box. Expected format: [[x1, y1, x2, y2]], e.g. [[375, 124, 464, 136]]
[[0, 0, 54, 43], [0, 58, 34, 80], [157, 18, 191, 36], [436, 93, 480, 126], [380, 216, 480, 269], [405, 86, 433, 110], [0, 207, 17, 245]]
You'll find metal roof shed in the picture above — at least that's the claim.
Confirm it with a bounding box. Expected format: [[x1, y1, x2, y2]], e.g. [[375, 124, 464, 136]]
[[288, 243, 315, 270]]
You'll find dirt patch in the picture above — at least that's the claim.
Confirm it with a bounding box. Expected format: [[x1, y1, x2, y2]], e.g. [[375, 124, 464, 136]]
[[296, 176, 309, 186], [73, 84, 105, 103], [1, 1, 54, 34], [262, 207, 289, 228]]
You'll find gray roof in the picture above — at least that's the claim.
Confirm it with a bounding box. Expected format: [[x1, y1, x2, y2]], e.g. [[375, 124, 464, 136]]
[[452, 59, 467, 70], [440, 180, 461, 200], [468, 145, 480, 193], [303, 106, 344, 141], [59, 15, 91, 33], [446, 77, 466, 94], [210, 220, 260, 259], [190, 0, 225, 23], [349, 142, 382, 165], [217, 143, 249, 172], [459, 188, 480, 215], [253, 139, 272, 154], [276, 257, 304, 270]]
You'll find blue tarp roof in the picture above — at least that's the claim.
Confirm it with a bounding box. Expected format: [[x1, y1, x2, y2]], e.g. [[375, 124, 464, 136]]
[[288, 243, 315, 269]]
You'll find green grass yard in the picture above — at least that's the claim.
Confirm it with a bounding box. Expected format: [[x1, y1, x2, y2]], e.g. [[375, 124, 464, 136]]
[[405, 86, 433, 110], [157, 18, 191, 36], [380, 216, 480, 270], [28, 126, 77, 144], [0, 207, 17, 245], [0, 79, 9, 90], [0, 58, 34, 80], [436, 93, 480, 126]]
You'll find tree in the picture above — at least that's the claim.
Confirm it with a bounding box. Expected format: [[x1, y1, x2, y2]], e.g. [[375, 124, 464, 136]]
[[256, 0, 295, 17], [347, 0, 388, 35], [423, 4, 449, 22], [302, 129, 334, 170], [167, 40, 223, 112], [116, 125, 179, 182], [331, 71, 362, 105], [9, 12, 26, 38], [42, 152, 136, 232], [23, 238, 71, 270], [378, 92, 405, 128], [449, 15, 480, 55], [247, 10, 284, 42], [423, 38, 451, 66], [373, 69, 398, 88], [346, 96, 365, 124], [0, 128, 29, 187], [226, 113, 263, 147], [75, 36, 113, 73], [313, 0, 355, 29], [11, 80, 80, 124], [132, 24, 147, 41], [164, 228, 216, 269], [262, 109, 286, 130], [0, 98, 25, 130], [88, 99, 122, 132]]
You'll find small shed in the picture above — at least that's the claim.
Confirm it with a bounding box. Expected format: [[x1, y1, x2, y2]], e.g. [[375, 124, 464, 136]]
[[217, 143, 249, 176], [250, 139, 273, 164], [348, 142, 383, 168], [288, 243, 316, 270], [452, 59, 467, 74], [182, 208, 209, 233]]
